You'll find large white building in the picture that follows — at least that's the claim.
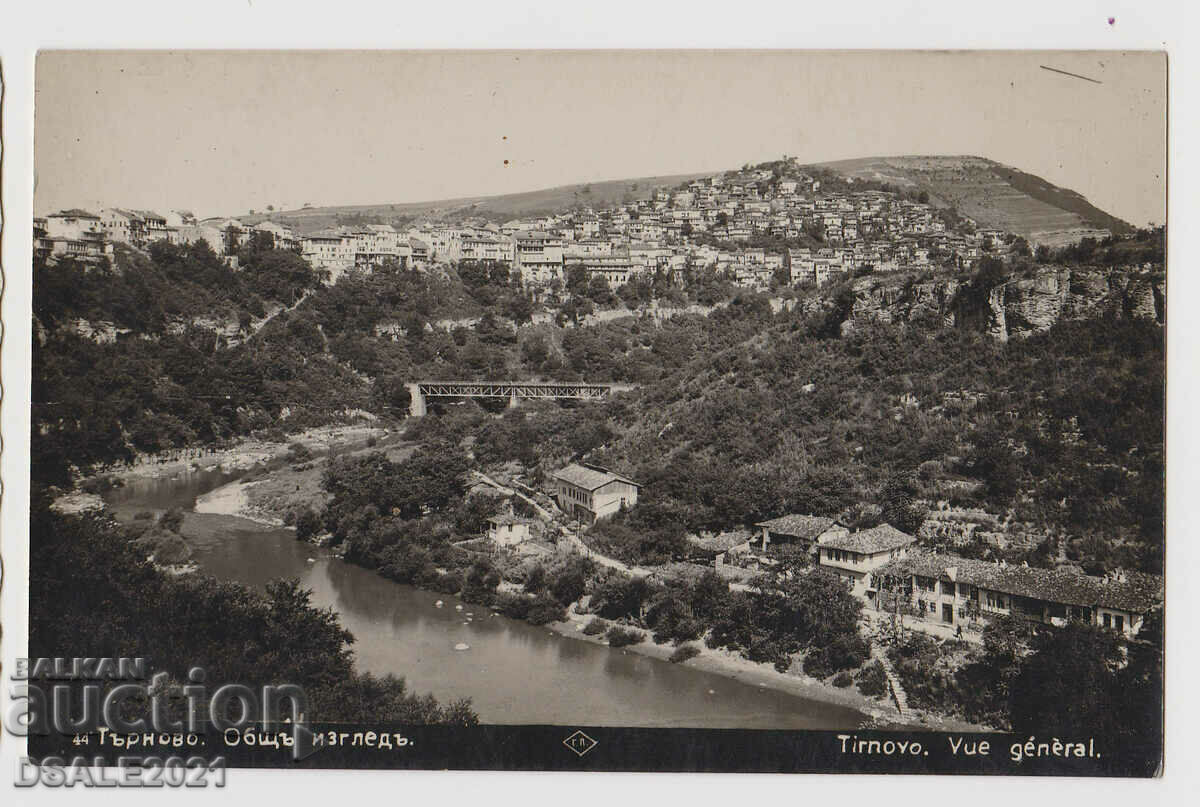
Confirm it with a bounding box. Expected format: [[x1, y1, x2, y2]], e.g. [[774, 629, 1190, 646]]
[[551, 463, 640, 524]]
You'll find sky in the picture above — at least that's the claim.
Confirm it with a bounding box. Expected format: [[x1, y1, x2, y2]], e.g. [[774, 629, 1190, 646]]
[[34, 50, 1167, 225]]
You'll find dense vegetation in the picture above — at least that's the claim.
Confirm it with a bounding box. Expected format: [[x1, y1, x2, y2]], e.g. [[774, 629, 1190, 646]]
[[460, 296, 1164, 573], [29, 498, 477, 725], [880, 611, 1161, 767]]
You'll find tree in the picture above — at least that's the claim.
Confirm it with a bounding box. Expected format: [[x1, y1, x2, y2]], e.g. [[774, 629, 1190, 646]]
[[1009, 622, 1123, 738], [880, 472, 925, 535]]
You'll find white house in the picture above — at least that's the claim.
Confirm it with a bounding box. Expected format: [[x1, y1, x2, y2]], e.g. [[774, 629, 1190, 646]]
[[551, 463, 640, 524]]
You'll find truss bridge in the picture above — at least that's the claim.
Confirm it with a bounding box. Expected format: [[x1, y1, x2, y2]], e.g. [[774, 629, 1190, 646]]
[[406, 380, 634, 416]]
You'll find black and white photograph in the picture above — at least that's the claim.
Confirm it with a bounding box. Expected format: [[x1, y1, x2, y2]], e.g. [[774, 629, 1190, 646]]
[[1, 26, 1183, 793]]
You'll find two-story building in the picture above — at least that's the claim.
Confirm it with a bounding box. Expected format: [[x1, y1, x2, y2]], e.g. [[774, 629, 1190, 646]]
[[872, 547, 1163, 637], [42, 210, 114, 264], [816, 523, 917, 597], [564, 254, 638, 289], [551, 463, 640, 525]]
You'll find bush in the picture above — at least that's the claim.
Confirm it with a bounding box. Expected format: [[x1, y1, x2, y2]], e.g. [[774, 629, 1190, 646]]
[[524, 564, 547, 594], [669, 644, 701, 664], [295, 508, 322, 541], [287, 441, 313, 463], [582, 617, 609, 636], [526, 595, 567, 626], [833, 671, 853, 688], [158, 507, 185, 534], [430, 570, 464, 596], [606, 626, 645, 648], [856, 661, 889, 698], [802, 633, 871, 678], [495, 592, 533, 620]]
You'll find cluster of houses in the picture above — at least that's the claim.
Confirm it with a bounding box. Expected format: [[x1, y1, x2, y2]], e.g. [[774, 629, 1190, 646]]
[[751, 514, 1162, 638], [34, 207, 288, 268], [425, 162, 1003, 293], [483, 463, 1162, 640], [37, 161, 1014, 296]]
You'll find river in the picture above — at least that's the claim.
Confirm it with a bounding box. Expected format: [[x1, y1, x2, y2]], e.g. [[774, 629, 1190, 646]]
[[103, 466, 869, 730]]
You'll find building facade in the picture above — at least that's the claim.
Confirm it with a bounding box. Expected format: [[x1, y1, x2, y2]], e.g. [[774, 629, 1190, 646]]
[[816, 523, 917, 597], [551, 463, 640, 524], [487, 515, 533, 547], [873, 548, 1162, 637]]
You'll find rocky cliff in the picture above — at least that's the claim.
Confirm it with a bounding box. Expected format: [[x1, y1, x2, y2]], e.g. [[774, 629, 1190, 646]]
[[834, 267, 1164, 341]]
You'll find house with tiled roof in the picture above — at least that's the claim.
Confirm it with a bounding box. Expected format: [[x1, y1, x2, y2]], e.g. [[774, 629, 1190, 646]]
[[41, 210, 113, 264], [816, 523, 917, 596], [755, 514, 848, 553], [551, 463, 640, 525], [872, 547, 1162, 637]]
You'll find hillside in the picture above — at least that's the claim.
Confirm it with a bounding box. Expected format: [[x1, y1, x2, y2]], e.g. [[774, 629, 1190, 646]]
[[817, 155, 1134, 247], [244, 172, 712, 233], [241, 155, 1135, 249]]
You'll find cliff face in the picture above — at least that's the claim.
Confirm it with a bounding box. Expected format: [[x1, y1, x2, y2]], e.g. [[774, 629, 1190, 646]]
[[841, 268, 1164, 341]]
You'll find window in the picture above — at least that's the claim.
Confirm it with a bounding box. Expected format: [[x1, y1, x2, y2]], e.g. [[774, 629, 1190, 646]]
[[942, 581, 956, 597], [1102, 613, 1112, 628], [1115, 615, 1125, 632]]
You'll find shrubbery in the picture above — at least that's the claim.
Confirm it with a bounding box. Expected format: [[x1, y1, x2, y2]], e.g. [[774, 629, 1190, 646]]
[[526, 595, 567, 626], [669, 644, 701, 664], [856, 661, 889, 698], [802, 633, 871, 679], [582, 617, 609, 636], [606, 626, 645, 648]]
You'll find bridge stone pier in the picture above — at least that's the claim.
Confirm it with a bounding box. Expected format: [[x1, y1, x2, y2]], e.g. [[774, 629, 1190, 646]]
[[406, 380, 634, 417]]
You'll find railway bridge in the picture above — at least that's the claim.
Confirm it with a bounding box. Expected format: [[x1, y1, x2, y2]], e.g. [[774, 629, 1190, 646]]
[[406, 380, 635, 417]]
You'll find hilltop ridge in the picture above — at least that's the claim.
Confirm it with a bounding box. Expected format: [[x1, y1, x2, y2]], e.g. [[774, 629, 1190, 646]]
[[241, 155, 1136, 249], [816, 155, 1134, 247], [244, 172, 713, 234]]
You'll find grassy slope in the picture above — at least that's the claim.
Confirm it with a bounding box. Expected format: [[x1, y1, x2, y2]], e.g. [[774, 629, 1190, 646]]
[[818, 155, 1134, 245], [245, 172, 712, 233]]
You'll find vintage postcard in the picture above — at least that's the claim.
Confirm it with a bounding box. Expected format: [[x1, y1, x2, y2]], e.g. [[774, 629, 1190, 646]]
[[8, 47, 1167, 784]]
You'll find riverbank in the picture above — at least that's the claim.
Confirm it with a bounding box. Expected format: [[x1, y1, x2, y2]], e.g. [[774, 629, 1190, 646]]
[[93, 423, 392, 485], [545, 607, 984, 731], [193, 437, 417, 526], [194, 479, 284, 527]]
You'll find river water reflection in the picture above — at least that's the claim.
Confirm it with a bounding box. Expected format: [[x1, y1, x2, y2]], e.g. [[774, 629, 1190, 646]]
[[105, 468, 867, 729]]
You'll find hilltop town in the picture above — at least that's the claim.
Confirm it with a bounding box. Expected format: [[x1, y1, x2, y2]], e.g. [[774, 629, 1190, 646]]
[[36, 157, 1073, 292]]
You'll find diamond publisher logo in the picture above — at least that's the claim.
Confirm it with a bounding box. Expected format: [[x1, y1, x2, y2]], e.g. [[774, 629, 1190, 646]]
[[563, 730, 597, 757]]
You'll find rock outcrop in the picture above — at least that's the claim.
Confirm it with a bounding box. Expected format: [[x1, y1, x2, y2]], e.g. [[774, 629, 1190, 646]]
[[837, 267, 1164, 341]]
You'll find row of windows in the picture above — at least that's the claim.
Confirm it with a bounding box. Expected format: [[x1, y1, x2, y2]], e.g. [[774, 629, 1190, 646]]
[[560, 485, 592, 506]]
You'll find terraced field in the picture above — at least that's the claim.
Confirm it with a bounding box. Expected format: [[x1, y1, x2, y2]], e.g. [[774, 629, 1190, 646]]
[[820, 155, 1133, 247]]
